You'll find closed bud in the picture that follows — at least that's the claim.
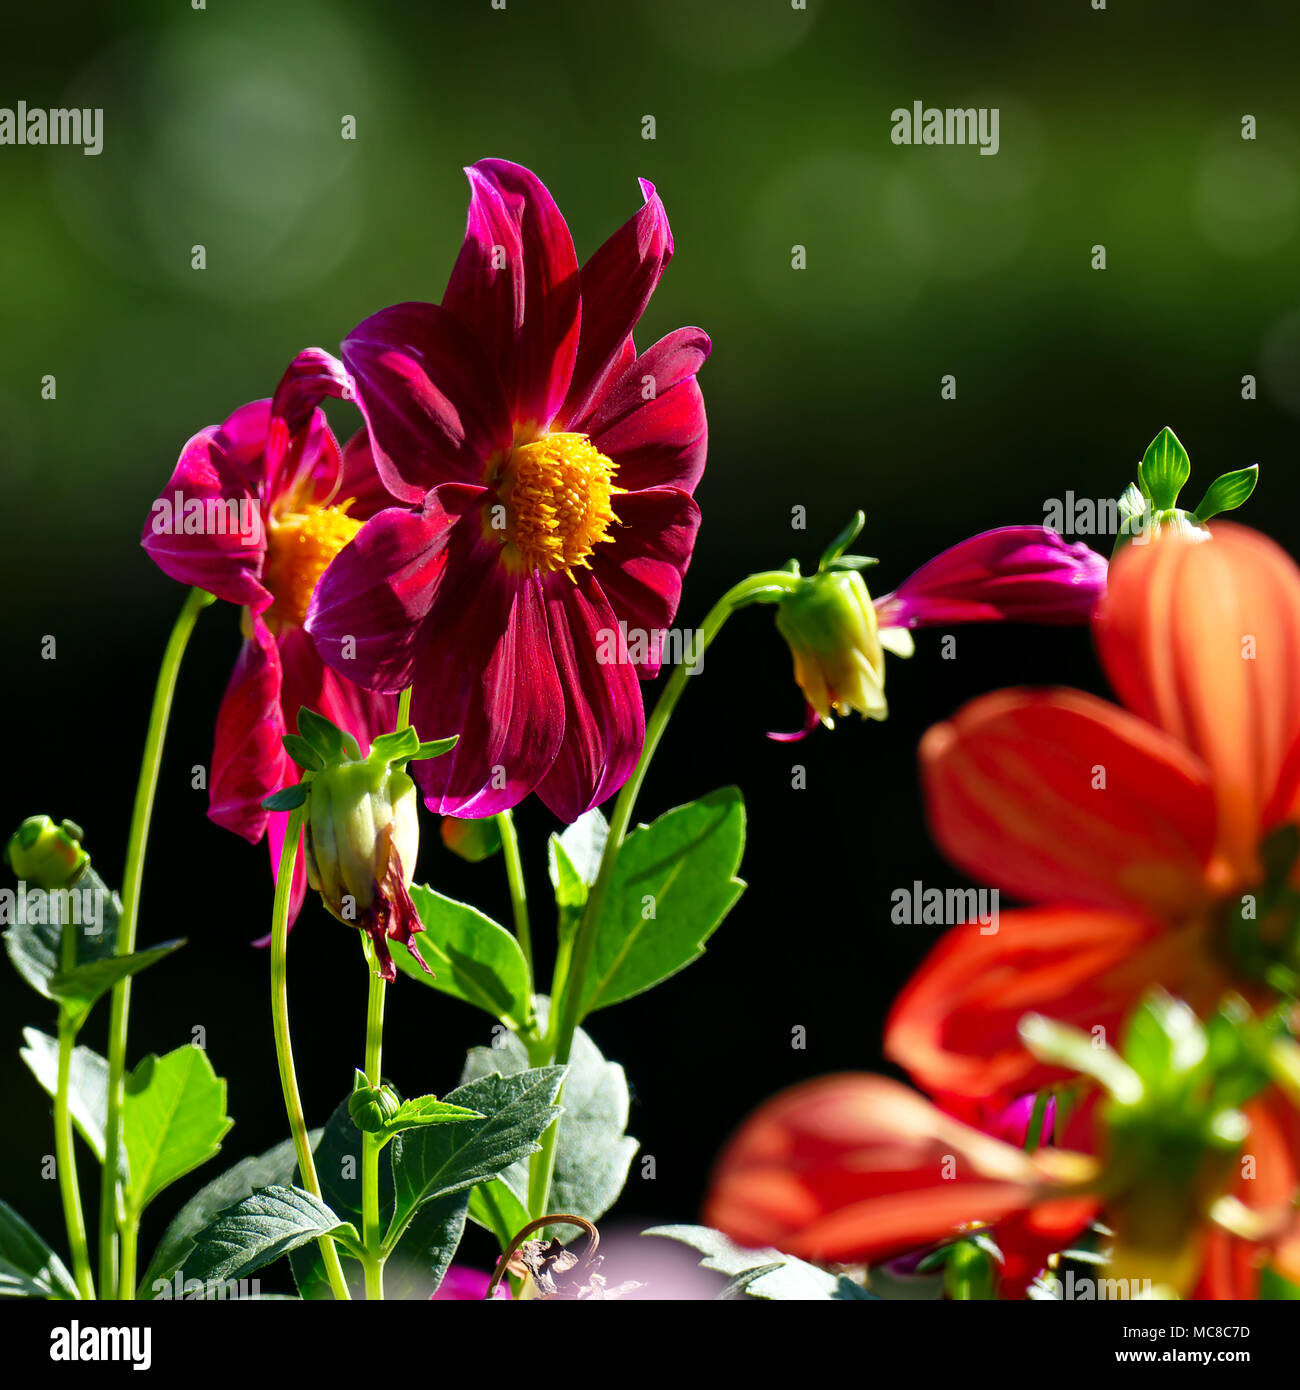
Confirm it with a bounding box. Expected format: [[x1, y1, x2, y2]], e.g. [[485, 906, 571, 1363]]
[[776, 568, 888, 728], [4, 816, 88, 889], [349, 1082, 402, 1133]]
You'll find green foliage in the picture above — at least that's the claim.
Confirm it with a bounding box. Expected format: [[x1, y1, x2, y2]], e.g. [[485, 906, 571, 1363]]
[[580, 788, 746, 1016], [181, 1186, 356, 1287], [646, 1225, 875, 1301], [20, 1028, 109, 1163], [0, 1201, 80, 1300]]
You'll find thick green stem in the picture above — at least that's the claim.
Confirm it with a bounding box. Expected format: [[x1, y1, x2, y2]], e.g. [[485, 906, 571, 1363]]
[[99, 585, 212, 1298], [397, 686, 412, 734], [360, 939, 387, 1300], [531, 570, 800, 1216], [271, 804, 352, 1300], [54, 920, 93, 1300]]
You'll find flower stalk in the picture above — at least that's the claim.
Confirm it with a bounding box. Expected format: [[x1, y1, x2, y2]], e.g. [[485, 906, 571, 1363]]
[[99, 584, 213, 1299]]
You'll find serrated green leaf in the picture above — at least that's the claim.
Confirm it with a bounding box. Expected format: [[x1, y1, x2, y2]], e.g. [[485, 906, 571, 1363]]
[[122, 1046, 233, 1216], [581, 788, 746, 1016], [387, 1067, 564, 1246], [182, 1186, 355, 1287], [0, 1201, 80, 1300], [19, 1028, 109, 1163], [1193, 464, 1259, 522], [3, 864, 120, 1001], [1137, 427, 1192, 510], [383, 1194, 470, 1300], [461, 1019, 636, 1231], [393, 885, 531, 1030], [646, 1225, 875, 1301], [141, 1133, 316, 1294]]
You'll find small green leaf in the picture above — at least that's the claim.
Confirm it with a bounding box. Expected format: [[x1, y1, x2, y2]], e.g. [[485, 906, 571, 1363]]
[[1137, 427, 1192, 510], [281, 735, 324, 772], [296, 707, 358, 763], [367, 728, 419, 766], [818, 510, 866, 570], [393, 886, 531, 1030], [3, 864, 120, 1000], [51, 939, 185, 1029], [387, 1067, 564, 1243], [0, 1201, 80, 1300], [581, 788, 746, 1016], [261, 784, 308, 812], [548, 809, 608, 925], [378, 1095, 484, 1139], [646, 1225, 875, 1301], [19, 1028, 109, 1163], [461, 1018, 636, 1232], [182, 1186, 356, 1286], [413, 736, 458, 761], [1193, 464, 1259, 522], [122, 1046, 233, 1217]]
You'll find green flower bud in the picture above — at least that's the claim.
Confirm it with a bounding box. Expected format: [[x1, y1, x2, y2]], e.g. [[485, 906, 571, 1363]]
[[775, 568, 888, 727], [4, 816, 88, 889], [349, 1082, 402, 1134]]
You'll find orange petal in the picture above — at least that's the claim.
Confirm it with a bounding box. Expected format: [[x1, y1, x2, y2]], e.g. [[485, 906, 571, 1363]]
[[1097, 522, 1300, 881], [703, 1073, 1095, 1265], [885, 906, 1229, 1107], [922, 689, 1220, 918]]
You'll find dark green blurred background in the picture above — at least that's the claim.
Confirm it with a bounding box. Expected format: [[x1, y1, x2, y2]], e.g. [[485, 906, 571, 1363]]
[[4, 0, 1300, 1284]]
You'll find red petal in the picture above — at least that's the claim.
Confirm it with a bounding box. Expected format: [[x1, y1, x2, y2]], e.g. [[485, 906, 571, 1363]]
[[561, 178, 673, 428], [534, 574, 645, 822], [443, 159, 581, 432], [921, 688, 1221, 919], [1097, 522, 1300, 883], [342, 301, 512, 503]]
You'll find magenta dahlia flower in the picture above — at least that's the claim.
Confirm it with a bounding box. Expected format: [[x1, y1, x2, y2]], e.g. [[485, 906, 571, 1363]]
[[142, 349, 398, 913], [306, 159, 707, 821]]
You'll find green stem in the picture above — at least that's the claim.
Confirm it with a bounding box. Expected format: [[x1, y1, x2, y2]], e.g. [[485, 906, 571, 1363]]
[[99, 584, 212, 1298], [531, 569, 800, 1216], [496, 810, 534, 987], [54, 920, 93, 1300], [361, 939, 387, 1300], [271, 804, 352, 1301], [397, 686, 412, 734]]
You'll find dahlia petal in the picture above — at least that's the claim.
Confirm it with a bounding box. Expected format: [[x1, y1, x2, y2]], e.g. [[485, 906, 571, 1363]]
[[703, 1074, 1094, 1265], [884, 906, 1226, 1107], [266, 348, 353, 496], [873, 527, 1108, 630], [534, 575, 645, 822], [589, 487, 700, 678], [767, 702, 821, 743], [561, 178, 673, 427], [408, 553, 566, 817], [585, 328, 710, 494], [1097, 522, 1300, 881], [305, 484, 486, 694], [209, 613, 289, 843], [443, 159, 581, 431], [342, 301, 513, 502], [278, 625, 397, 755], [335, 428, 407, 521], [921, 688, 1221, 919], [142, 427, 270, 611]]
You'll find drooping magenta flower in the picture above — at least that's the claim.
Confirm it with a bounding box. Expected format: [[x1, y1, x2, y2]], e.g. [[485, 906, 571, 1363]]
[[306, 159, 706, 821], [142, 350, 398, 914]]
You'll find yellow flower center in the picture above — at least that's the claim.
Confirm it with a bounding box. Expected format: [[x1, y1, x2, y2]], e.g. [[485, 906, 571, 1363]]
[[262, 503, 362, 630], [497, 433, 619, 575]]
